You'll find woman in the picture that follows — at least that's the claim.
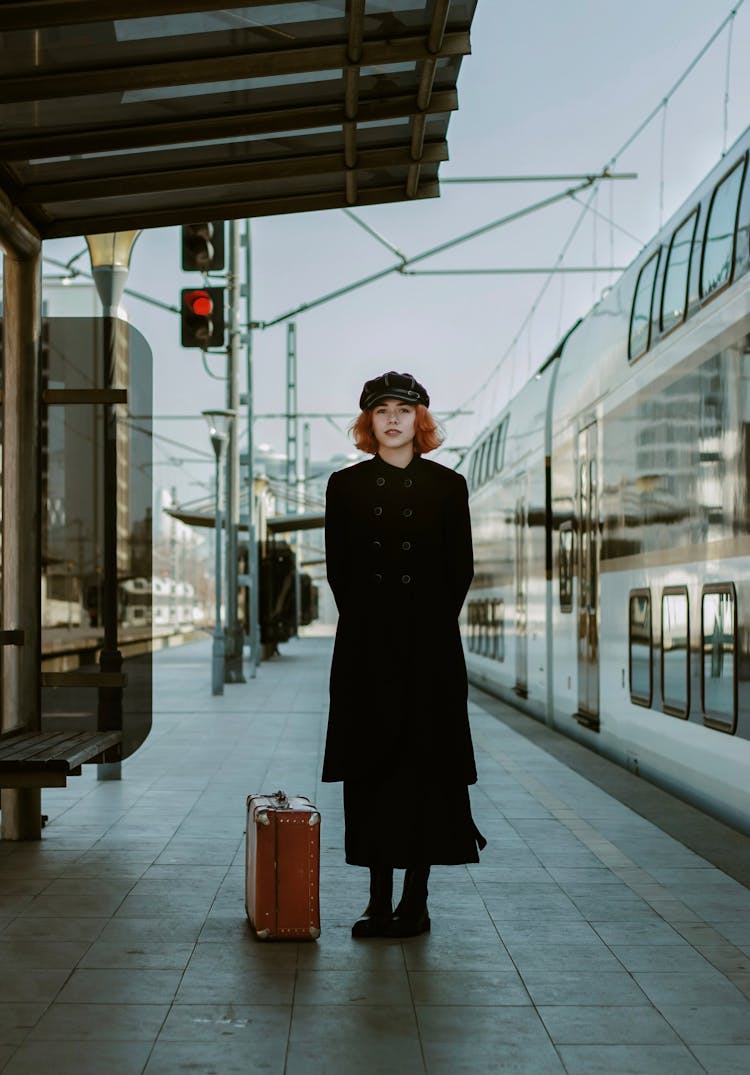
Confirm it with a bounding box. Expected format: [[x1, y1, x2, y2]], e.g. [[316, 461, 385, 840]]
[[322, 371, 485, 939]]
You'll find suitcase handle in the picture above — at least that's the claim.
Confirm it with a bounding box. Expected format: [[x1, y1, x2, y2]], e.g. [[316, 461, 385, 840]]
[[273, 789, 291, 809]]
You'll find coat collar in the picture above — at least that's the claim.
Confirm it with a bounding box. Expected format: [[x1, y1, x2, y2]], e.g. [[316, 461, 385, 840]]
[[371, 452, 421, 475]]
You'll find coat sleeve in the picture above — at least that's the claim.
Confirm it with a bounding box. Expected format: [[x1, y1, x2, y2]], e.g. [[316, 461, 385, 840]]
[[325, 470, 349, 613], [445, 475, 474, 616]]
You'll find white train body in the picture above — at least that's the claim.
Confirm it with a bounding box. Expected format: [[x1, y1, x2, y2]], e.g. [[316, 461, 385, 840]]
[[461, 129, 750, 835]]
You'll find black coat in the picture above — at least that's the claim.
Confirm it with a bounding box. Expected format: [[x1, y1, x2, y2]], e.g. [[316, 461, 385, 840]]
[[322, 452, 477, 785]]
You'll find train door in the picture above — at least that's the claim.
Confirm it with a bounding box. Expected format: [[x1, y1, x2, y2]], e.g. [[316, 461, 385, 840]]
[[514, 494, 528, 698], [577, 424, 600, 728]]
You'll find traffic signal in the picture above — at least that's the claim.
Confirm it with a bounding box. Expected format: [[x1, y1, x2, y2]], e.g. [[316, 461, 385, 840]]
[[181, 221, 225, 272], [180, 287, 225, 349]]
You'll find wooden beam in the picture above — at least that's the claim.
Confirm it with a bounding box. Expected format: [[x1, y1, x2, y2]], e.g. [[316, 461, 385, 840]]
[[18, 142, 448, 205], [345, 170, 358, 206], [347, 0, 366, 64], [408, 0, 453, 201], [42, 389, 128, 404], [42, 672, 128, 687], [427, 0, 452, 54], [0, 0, 296, 31], [0, 31, 470, 105], [40, 180, 440, 239], [0, 185, 41, 260], [0, 89, 458, 161]]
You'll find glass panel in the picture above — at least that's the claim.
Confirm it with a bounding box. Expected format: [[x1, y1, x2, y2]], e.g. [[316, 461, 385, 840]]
[[702, 160, 744, 297], [629, 251, 659, 360], [661, 211, 697, 332], [629, 591, 651, 703], [662, 589, 689, 715], [702, 589, 736, 726], [559, 526, 573, 612]]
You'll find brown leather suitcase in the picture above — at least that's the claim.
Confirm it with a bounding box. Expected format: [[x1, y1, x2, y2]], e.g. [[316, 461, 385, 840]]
[[245, 790, 321, 940]]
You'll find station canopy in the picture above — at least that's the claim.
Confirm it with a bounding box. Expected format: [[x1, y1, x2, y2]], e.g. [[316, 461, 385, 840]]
[[0, 1, 478, 239]]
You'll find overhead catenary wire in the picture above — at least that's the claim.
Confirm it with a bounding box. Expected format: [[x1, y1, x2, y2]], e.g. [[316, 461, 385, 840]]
[[451, 0, 746, 433]]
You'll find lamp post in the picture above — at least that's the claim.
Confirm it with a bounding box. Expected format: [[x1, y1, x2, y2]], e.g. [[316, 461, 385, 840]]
[[85, 229, 140, 781], [203, 409, 234, 696]]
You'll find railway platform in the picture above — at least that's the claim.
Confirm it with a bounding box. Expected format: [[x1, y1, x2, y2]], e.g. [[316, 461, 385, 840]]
[[1, 635, 749, 1074]]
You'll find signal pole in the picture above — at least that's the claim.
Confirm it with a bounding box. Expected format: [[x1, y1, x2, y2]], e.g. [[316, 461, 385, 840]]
[[243, 220, 260, 678], [225, 219, 245, 683]]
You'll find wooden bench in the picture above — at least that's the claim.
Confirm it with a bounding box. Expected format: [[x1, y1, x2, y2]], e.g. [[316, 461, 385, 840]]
[[0, 729, 122, 789]]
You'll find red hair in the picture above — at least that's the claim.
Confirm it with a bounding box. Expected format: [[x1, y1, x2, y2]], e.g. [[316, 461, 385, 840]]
[[350, 403, 444, 455]]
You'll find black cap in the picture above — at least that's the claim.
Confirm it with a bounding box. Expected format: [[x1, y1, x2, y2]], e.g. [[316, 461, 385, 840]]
[[359, 371, 430, 410]]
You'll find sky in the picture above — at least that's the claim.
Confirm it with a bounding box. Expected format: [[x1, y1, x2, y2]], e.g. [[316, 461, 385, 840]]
[[38, 0, 750, 512]]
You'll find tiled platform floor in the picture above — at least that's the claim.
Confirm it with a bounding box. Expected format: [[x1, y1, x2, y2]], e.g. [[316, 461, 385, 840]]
[[1, 636, 749, 1074]]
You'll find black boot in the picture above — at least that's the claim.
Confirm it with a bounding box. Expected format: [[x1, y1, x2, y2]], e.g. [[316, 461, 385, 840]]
[[352, 867, 393, 938], [385, 866, 430, 937]]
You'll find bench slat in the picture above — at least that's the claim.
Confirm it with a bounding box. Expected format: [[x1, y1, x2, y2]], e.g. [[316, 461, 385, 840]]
[[0, 731, 121, 772], [0, 731, 74, 762]]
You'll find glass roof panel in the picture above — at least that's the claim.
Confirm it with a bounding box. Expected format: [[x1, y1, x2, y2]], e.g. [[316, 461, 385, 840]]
[[114, 4, 347, 41], [122, 68, 342, 105], [0, 3, 352, 77]]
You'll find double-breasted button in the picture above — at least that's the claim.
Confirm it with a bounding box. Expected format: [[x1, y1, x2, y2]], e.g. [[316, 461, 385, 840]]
[[401, 574, 411, 584], [402, 508, 412, 518], [401, 541, 411, 551], [373, 573, 383, 583], [376, 476, 385, 487], [372, 540, 382, 550], [403, 478, 413, 488], [373, 506, 383, 516]]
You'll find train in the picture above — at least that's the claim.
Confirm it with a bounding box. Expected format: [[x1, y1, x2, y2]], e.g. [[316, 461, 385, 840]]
[[460, 124, 750, 836], [119, 576, 202, 630]]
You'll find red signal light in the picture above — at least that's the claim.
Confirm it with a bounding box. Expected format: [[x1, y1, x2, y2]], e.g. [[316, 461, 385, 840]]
[[188, 290, 213, 317], [180, 286, 225, 349]]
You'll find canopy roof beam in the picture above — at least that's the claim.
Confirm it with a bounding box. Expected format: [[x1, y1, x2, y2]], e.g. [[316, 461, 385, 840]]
[[0, 90, 458, 162], [19, 141, 448, 205], [408, 0, 452, 197], [43, 180, 440, 239], [0, 31, 470, 105], [0, 0, 297, 31]]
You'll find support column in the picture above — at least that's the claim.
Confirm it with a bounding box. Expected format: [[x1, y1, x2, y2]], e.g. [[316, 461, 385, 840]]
[[1, 249, 42, 839], [225, 220, 245, 683]]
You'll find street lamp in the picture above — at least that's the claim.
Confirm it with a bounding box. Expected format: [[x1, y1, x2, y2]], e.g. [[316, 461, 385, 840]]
[[85, 230, 141, 316], [85, 229, 141, 781], [203, 409, 235, 696]]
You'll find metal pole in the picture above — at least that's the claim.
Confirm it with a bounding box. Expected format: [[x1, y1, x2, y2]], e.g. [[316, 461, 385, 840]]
[[285, 323, 297, 514], [1, 248, 43, 839], [224, 220, 245, 682], [97, 313, 123, 781], [212, 443, 226, 696], [244, 219, 260, 678], [285, 323, 300, 632]]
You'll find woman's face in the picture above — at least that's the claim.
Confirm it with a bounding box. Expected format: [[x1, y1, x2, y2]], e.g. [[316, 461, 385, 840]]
[[371, 399, 416, 451]]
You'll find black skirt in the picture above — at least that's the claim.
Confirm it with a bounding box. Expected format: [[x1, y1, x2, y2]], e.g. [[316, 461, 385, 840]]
[[343, 768, 486, 868]]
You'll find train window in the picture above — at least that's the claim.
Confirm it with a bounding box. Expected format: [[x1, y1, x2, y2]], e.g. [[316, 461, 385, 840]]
[[661, 210, 698, 333], [467, 601, 477, 652], [469, 450, 479, 492], [629, 589, 652, 706], [493, 421, 507, 473], [559, 523, 574, 613], [661, 587, 690, 718], [476, 441, 487, 487], [480, 438, 491, 485], [629, 249, 660, 361], [701, 157, 746, 298], [701, 585, 737, 733], [494, 598, 505, 661]]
